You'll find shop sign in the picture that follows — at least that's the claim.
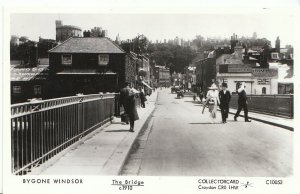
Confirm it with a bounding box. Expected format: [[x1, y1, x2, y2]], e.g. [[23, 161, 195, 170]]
[[257, 78, 270, 85], [252, 68, 278, 77]]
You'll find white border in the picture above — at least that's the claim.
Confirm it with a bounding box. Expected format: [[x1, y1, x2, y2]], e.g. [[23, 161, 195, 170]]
[[2, 5, 300, 194]]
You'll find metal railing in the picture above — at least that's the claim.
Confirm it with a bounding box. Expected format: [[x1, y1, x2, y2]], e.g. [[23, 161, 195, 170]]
[[230, 94, 293, 118], [11, 93, 116, 175]]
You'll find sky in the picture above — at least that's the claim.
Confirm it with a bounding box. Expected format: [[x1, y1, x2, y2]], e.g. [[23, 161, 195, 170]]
[[10, 13, 295, 47]]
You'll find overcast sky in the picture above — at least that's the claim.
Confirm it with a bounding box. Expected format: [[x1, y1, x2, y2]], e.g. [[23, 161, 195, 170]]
[[10, 13, 295, 47]]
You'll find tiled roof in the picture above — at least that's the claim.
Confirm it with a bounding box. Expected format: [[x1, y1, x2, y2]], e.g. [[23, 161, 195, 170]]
[[49, 37, 125, 54], [11, 66, 49, 81]]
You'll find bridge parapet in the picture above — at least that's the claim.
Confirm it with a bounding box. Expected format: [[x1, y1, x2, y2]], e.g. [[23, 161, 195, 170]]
[[11, 93, 123, 175], [230, 94, 293, 118]]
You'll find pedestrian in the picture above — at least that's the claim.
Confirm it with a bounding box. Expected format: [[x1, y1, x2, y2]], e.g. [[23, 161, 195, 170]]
[[139, 88, 147, 108], [234, 82, 251, 122], [203, 83, 220, 123], [120, 82, 140, 132], [199, 90, 204, 103], [219, 83, 231, 123]]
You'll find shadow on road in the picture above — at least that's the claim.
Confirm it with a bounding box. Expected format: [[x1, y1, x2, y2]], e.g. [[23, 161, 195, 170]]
[[189, 122, 223, 124], [184, 100, 200, 104], [105, 129, 131, 132], [112, 121, 128, 124]]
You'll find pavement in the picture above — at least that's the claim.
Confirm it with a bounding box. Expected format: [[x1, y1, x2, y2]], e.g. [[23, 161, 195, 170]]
[[32, 90, 158, 175]]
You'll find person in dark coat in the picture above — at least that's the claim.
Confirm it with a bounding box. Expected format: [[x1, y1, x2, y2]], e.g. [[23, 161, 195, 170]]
[[234, 82, 251, 122], [120, 82, 140, 132], [219, 83, 231, 123], [139, 88, 147, 108]]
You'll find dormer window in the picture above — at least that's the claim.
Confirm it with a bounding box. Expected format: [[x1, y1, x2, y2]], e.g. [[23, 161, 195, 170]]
[[62, 54, 72, 65], [98, 54, 109, 66]]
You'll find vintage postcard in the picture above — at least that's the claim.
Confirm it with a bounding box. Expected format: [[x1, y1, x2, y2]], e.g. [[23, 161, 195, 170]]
[[2, 4, 300, 194]]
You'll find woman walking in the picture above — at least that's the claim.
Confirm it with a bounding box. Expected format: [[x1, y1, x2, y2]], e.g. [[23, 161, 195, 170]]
[[204, 83, 220, 123]]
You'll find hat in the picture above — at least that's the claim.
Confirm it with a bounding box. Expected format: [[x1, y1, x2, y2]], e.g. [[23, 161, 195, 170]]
[[208, 83, 218, 90], [221, 82, 227, 88]]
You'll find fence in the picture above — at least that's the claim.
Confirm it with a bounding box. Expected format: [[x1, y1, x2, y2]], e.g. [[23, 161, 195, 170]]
[[11, 93, 117, 175], [230, 94, 293, 118]]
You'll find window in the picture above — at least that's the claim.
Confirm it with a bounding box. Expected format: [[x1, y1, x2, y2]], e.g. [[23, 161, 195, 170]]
[[271, 53, 279, 60], [34, 85, 42, 95], [13, 86, 21, 94], [262, 87, 266, 94], [98, 54, 109, 65], [62, 54, 72, 65]]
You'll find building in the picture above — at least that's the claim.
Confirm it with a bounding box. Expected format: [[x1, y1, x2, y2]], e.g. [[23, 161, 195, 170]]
[[272, 62, 293, 94], [154, 66, 170, 87], [136, 54, 152, 93], [194, 50, 217, 94], [125, 51, 138, 88], [56, 20, 82, 42], [10, 35, 20, 46], [10, 65, 50, 103], [48, 37, 127, 97], [216, 45, 278, 95]]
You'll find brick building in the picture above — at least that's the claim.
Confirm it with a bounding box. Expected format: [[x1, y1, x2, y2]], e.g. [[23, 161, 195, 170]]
[[48, 37, 128, 97]]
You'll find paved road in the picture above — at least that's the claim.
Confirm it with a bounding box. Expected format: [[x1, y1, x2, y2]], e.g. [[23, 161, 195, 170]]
[[122, 88, 293, 176]]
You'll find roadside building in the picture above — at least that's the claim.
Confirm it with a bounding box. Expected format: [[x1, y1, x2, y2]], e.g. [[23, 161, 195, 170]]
[[11, 65, 50, 103], [216, 45, 278, 95], [125, 51, 138, 88], [194, 50, 216, 94], [137, 54, 152, 93], [48, 37, 127, 97], [154, 66, 170, 87]]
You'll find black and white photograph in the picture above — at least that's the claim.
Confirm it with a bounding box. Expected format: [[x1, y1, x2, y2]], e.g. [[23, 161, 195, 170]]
[[2, 3, 300, 194]]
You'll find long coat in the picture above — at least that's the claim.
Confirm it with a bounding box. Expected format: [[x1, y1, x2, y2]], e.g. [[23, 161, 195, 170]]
[[237, 88, 248, 106], [120, 87, 139, 121], [219, 90, 231, 109]]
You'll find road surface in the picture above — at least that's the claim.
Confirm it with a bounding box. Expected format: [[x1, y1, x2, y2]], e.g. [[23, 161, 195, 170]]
[[121, 88, 293, 176]]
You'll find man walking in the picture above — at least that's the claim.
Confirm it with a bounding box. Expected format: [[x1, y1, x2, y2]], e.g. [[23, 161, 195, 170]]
[[120, 82, 139, 132], [139, 88, 147, 108], [234, 82, 251, 122], [219, 83, 231, 123]]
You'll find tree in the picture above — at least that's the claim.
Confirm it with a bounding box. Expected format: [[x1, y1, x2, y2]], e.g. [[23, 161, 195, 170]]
[[151, 50, 174, 66], [90, 27, 105, 37], [132, 34, 149, 54], [83, 30, 91, 37]]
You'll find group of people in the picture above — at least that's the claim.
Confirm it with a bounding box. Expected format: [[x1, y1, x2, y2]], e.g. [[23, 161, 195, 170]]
[[203, 82, 251, 123], [119, 81, 251, 132]]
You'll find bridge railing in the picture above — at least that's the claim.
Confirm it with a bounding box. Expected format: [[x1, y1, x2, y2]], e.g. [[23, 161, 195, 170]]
[[11, 93, 117, 175], [230, 94, 293, 118]]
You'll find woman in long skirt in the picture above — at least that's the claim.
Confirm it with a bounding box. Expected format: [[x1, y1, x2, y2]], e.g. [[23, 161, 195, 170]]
[[205, 83, 220, 123]]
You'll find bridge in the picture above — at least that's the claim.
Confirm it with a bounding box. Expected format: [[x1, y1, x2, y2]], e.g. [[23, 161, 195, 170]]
[[11, 89, 293, 176]]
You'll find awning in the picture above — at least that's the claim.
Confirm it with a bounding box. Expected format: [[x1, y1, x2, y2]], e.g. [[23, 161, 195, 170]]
[[142, 81, 153, 90]]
